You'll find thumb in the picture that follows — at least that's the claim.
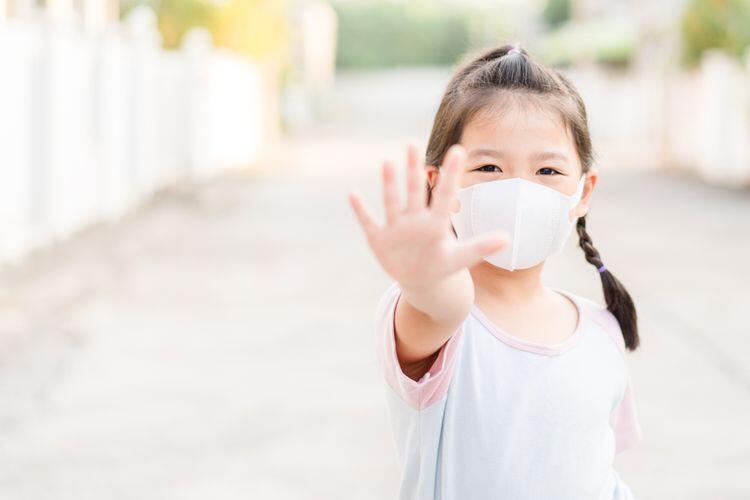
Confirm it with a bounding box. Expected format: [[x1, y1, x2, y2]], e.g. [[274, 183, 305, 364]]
[[449, 231, 509, 271]]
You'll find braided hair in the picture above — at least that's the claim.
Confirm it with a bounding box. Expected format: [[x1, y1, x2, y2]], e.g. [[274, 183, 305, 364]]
[[576, 217, 639, 349]]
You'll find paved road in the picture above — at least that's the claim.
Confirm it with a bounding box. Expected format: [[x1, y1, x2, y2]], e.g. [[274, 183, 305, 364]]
[[0, 68, 749, 499]]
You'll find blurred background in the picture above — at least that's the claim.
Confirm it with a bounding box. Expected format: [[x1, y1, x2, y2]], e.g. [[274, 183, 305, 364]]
[[0, 0, 748, 498]]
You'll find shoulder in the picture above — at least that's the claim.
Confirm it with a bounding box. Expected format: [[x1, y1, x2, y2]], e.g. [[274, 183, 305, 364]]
[[566, 291, 626, 355]]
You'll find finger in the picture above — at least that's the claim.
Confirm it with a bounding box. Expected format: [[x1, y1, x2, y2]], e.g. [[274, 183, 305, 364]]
[[431, 144, 465, 216], [447, 231, 509, 272], [348, 190, 380, 237], [381, 159, 401, 225], [405, 143, 426, 213]]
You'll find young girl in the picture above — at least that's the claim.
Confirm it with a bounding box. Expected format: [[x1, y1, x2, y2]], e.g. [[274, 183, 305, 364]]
[[348, 43, 642, 499]]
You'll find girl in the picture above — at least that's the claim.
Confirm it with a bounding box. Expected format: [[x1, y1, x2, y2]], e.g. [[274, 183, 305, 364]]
[[348, 43, 642, 499]]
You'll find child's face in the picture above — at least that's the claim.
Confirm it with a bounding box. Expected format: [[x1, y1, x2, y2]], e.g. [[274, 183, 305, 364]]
[[427, 105, 597, 219]]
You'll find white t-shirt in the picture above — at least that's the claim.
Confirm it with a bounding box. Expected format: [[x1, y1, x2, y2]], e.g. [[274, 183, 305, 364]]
[[374, 281, 643, 500]]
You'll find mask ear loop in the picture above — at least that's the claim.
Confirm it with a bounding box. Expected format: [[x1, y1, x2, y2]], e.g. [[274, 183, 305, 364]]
[[576, 172, 605, 274], [576, 174, 587, 201], [568, 175, 587, 222]]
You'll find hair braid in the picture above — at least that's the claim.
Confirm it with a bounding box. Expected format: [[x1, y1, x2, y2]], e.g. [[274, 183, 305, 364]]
[[576, 216, 640, 351]]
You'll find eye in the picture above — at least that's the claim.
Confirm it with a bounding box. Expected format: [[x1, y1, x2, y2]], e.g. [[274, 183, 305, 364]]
[[474, 165, 501, 173], [537, 167, 562, 176]]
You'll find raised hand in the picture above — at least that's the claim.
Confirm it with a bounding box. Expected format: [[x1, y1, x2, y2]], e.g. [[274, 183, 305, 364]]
[[348, 143, 509, 291]]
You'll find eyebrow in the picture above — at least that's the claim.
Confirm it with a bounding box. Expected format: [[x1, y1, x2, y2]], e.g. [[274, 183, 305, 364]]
[[468, 148, 570, 163]]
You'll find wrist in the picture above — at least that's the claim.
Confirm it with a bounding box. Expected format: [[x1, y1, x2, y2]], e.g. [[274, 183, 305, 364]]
[[400, 269, 474, 323]]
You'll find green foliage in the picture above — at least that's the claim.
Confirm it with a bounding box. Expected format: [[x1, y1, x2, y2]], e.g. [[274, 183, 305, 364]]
[[332, 1, 508, 69], [213, 0, 291, 61], [120, 0, 291, 60], [542, 0, 571, 30], [121, 0, 217, 48], [535, 18, 635, 67], [681, 0, 750, 67]]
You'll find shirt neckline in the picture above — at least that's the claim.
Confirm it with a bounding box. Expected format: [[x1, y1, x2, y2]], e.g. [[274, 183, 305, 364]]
[[469, 288, 587, 356]]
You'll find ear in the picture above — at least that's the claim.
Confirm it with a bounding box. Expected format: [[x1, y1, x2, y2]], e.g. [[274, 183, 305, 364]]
[[425, 165, 460, 212], [425, 164, 439, 189], [572, 167, 598, 218]]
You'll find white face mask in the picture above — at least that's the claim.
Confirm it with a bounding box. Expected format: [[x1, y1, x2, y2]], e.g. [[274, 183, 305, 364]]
[[449, 176, 586, 271]]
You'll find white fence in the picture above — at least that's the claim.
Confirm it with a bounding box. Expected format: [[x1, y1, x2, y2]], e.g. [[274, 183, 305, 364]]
[[0, 8, 265, 265], [663, 50, 750, 186], [566, 50, 750, 188], [566, 63, 665, 171]]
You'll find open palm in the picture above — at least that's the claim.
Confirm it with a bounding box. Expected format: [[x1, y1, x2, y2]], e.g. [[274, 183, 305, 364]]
[[348, 143, 508, 290]]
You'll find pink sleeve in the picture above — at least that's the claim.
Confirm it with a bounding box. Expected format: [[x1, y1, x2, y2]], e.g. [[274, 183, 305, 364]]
[[592, 306, 643, 455], [610, 370, 643, 455], [374, 281, 465, 411]]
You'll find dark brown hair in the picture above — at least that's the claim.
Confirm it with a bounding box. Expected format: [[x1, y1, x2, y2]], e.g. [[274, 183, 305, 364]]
[[424, 43, 639, 351]]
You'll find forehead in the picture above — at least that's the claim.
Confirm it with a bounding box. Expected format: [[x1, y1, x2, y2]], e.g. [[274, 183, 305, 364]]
[[460, 95, 576, 156]]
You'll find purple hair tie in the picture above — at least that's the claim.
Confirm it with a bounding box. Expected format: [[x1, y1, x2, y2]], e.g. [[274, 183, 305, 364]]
[[597, 265, 606, 274], [508, 47, 521, 55]]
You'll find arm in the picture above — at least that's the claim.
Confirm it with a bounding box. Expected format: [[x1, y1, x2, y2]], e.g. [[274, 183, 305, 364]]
[[375, 279, 467, 410], [395, 268, 474, 381], [611, 372, 643, 455]]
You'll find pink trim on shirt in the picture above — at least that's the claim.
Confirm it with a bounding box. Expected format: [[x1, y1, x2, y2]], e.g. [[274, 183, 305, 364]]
[[375, 282, 465, 411], [586, 301, 627, 354], [469, 288, 586, 356]]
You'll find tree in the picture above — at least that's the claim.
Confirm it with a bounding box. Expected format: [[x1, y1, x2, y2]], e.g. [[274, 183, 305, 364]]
[[681, 0, 750, 67]]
